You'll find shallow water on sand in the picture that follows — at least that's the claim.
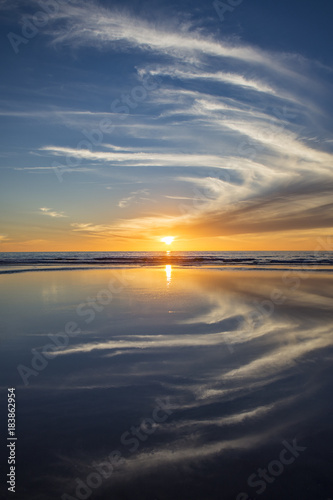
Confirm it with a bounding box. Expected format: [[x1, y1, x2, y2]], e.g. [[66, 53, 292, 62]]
[[0, 267, 333, 499]]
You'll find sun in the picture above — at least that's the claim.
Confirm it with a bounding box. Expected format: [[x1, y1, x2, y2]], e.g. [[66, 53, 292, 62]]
[[161, 236, 175, 245]]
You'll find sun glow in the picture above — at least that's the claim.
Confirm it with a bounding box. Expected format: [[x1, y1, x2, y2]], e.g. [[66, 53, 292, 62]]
[[161, 236, 175, 245]]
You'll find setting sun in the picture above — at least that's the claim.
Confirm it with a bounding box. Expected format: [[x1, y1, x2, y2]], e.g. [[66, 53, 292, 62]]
[[161, 236, 175, 245]]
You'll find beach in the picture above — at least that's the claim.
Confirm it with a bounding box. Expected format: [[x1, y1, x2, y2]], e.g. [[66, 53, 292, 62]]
[[1, 262, 333, 499], [1, 0, 333, 497]]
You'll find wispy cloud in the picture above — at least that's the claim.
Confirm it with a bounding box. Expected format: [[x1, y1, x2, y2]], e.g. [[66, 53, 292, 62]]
[[118, 189, 151, 208], [42, 1, 305, 81], [40, 145, 228, 168], [39, 207, 67, 218], [139, 66, 277, 96]]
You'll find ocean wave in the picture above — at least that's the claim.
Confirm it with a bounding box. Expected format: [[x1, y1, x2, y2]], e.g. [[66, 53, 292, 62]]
[[0, 251, 332, 272]]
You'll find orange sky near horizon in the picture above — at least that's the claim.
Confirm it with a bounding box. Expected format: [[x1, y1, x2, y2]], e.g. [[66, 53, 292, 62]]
[[1, 229, 332, 252]]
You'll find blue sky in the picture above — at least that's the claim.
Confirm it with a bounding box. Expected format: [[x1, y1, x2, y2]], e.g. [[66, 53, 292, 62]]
[[0, 0, 333, 251]]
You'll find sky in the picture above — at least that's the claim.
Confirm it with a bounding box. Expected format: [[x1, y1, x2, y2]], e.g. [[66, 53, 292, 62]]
[[0, 0, 333, 252]]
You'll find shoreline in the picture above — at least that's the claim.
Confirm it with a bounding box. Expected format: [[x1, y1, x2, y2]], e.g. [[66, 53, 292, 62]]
[[1, 264, 333, 275]]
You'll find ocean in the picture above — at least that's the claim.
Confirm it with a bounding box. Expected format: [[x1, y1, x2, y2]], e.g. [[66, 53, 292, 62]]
[[0, 250, 333, 273]]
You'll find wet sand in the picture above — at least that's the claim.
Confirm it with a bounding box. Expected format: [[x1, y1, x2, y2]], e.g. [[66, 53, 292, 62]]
[[0, 267, 333, 499]]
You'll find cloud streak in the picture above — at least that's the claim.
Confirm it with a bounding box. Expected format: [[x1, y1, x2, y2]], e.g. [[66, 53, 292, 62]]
[[39, 207, 67, 218]]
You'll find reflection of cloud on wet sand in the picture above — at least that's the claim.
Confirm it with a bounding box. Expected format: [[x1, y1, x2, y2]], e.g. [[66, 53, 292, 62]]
[[14, 269, 333, 497]]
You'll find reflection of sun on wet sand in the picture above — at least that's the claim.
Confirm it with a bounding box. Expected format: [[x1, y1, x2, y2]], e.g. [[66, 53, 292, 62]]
[[165, 265, 172, 285]]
